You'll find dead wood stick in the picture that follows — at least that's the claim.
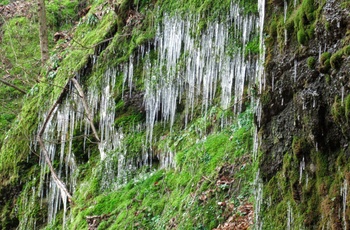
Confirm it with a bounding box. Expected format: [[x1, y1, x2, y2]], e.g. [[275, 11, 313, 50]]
[[71, 78, 100, 142], [0, 78, 26, 94], [37, 79, 73, 201]]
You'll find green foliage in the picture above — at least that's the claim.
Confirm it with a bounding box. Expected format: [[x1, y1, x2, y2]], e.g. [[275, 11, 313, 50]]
[[307, 56, 316, 69], [0, 0, 9, 4], [245, 35, 260, 57], [46, 0, 79, 30], [86, 13, 99, 26], [1, 17, 41, 78]]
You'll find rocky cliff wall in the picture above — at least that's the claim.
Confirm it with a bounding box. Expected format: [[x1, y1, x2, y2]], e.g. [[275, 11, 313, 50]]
[[259, 0, 350, 228]]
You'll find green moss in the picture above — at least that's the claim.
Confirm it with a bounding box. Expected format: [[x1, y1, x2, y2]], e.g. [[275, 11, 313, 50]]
[[245, 35, 260, 57], [307, 56, 316, 69], [46, 0, 79, 30], [320, 52, 331, 73], [292, 136, 309, 158], [261, 90, 272, 106], [345, 94, 350, 122], [270, 20, 278, 37], [297, 29, 308, 45], [301, 0, 315, 22], [344, 45, 350, 56], [320, 52, 331, 64], [325, 74, 330, 84], [325, 21, 330, 31], [331, 96, 344, 123], [330, 50, 343, 69], [65, 107, 255, 229]]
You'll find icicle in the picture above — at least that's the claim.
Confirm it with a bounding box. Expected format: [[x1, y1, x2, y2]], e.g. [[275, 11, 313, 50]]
[[294, 60, 297, 82], [287, 202, 294, 230], [318, 45, 322, 62], [145, 2, 258, 144], [341, 179, 348, 230], [255, 170, 263, 230], [284, 0, 288, 46], [299, 157, 305, 184]]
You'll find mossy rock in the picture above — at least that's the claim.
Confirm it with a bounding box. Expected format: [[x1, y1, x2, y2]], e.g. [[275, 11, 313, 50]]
[[292, 136, 310, 158]]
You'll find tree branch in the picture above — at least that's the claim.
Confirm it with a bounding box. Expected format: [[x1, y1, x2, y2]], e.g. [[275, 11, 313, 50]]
[[71, 78, 100, 142], [0, 78, 26, 94], [37, 79, 73, 202]]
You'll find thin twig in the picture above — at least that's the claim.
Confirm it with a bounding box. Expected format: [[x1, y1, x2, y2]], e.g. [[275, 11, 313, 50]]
[[71, 78, 100, 142], [71, 33, 131, 50], [0, 78, 26, 94]]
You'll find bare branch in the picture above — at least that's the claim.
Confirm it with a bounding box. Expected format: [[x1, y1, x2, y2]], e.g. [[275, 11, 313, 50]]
[[71, 78, 100, 142], [0, 78, 26, 94], [71, 33, 131, 50], [37, 79, 73, 201]]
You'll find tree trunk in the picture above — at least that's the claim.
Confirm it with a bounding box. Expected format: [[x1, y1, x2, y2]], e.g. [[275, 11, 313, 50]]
[[38, 0, 49, 65]]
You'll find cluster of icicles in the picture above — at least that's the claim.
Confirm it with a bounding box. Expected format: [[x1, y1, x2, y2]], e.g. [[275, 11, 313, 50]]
[[25, 1, 262, 228]]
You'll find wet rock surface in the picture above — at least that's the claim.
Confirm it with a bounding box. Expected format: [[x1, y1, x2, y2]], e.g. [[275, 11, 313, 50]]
[[260, 0, 350, 181]]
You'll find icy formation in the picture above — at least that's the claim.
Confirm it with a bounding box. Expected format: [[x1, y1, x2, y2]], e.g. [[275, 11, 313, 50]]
[[34, 85, 81, 227], [143, 2, 258, 144], [341, 179, 348, 230], [254, 0, 266, 229]]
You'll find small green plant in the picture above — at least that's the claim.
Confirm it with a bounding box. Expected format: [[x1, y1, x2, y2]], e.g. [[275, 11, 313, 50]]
[[307, 57, 316, 69], [86, 14, 99, 26]]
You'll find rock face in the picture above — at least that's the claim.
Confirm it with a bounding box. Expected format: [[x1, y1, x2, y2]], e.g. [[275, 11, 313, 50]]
[[259, 0, 350, 228]]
